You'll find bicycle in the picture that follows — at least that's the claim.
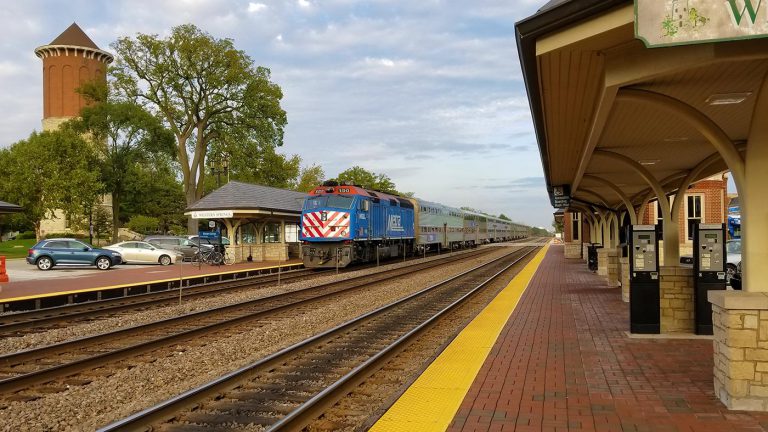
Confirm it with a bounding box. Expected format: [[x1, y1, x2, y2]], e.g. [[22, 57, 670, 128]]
[[193, 247, 223, 265]]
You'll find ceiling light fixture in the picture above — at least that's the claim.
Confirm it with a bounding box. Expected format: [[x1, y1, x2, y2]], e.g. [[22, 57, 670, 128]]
[[639, 159, 659, 165], [706, 92, 752, 105]]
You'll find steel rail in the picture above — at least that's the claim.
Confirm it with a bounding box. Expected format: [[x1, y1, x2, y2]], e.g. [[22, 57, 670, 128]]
[[0, 248, 496, 394], [97, 245, 541, 431]]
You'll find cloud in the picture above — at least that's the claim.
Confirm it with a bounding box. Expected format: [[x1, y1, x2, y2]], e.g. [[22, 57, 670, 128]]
[[297, 0, 311, 9], [247, 2, 267, 13]]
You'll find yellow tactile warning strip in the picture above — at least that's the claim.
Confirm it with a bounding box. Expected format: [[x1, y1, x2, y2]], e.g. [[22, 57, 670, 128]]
[[370, 244, 550, 432], [0, 263, 301, 303]]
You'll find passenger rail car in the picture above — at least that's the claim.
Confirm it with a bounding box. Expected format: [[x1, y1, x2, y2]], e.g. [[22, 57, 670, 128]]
[[300, 182, 530, 268]]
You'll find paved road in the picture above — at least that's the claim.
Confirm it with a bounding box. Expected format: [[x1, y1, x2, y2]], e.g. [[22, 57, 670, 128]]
[[4, 258, 163, 282]]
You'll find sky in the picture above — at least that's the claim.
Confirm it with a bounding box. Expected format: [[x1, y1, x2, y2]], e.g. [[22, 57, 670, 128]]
[[0, 0, 554, 228]]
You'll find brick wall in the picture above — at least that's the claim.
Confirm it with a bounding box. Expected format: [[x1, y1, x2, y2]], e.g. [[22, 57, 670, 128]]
[[641, 175, 728, 247]]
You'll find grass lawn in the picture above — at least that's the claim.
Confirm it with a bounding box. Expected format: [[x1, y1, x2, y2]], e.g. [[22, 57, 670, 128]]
[[0, 239, 36, 259]]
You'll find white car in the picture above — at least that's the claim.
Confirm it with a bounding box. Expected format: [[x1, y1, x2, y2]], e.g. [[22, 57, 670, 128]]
[[105, 241, 181, 265]]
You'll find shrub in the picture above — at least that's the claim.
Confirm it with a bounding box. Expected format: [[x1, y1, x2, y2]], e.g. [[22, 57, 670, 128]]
[[127, 215, 160, 234], [44, 232, 86, 239], [16, 231, 36, 240]]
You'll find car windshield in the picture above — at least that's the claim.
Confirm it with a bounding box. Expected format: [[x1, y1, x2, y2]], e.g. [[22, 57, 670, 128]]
[[727, 240, 741, 254]]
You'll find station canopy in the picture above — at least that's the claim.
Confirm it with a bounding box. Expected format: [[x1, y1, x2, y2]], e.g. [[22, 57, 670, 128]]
[[0, 201, 22, 214], [517, 0, 767, 213], [185, 181, 306, 220]]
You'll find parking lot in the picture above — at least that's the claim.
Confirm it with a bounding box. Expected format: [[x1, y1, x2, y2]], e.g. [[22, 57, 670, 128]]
[[3, 257, 161, 283]]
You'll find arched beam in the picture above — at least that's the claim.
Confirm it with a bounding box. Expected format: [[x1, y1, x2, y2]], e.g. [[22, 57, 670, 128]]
[[593, 149, 679, 264], [617, 88, 745, 194], [582, 174, 638, 224], [577, 189, 613, 210]]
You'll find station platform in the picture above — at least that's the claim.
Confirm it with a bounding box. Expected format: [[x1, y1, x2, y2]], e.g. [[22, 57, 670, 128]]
[[0, 259, 303, 304], [373, 244, 768, 432]]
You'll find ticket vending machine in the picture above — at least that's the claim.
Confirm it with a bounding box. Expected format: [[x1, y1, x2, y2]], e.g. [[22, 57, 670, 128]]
[[693, 223, 727, 335], [629, 225, 660, 334]]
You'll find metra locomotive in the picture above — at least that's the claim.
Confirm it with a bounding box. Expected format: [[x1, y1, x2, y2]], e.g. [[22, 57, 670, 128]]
[[300, 182, 530, 268]]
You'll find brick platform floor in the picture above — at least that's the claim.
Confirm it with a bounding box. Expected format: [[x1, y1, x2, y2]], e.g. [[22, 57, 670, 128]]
[[449, 245, 768, 432]]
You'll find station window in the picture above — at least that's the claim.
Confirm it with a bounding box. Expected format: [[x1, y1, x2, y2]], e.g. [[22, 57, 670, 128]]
[[263, 222, 281, 243], [571, 212, 580, 241], [686, 195, 703, 241]]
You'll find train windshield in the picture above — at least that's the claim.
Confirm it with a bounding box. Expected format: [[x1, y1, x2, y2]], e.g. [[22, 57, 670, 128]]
[[303, 195, 355, 210]]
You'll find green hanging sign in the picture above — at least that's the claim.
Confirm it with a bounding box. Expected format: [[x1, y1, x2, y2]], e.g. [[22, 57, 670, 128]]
[[636, 0, 768, 48]]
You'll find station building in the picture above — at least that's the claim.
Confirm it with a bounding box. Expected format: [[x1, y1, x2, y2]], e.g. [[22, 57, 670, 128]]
[[517, 0, 768, 411]]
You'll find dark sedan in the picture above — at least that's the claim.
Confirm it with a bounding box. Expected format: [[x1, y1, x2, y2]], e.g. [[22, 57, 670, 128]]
[[26, 238, 123, 271]]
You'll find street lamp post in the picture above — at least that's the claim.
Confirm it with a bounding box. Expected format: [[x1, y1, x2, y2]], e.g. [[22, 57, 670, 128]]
[[208, 154, 230, 188]]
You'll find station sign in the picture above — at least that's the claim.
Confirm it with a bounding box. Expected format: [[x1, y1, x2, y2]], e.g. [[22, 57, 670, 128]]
[[636, 0, 768, 48], [199, 230, 220, 239], [551, 185, 571, 209], [190, 210, 234, 219]]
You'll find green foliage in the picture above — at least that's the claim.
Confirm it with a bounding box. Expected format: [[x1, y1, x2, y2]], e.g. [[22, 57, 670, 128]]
[[552, 219, 564, 233], [121, 156, 187, 232], [333, 166, 399, 195], [44, 232, 87, 239], [498, 213, 511, 221], [126, 215, 160, 234], [0, 129, 102, 240], [16, 231, 36, 240], [294, 164, 325, 192], [67, 82, 175, 242], [110, 23, 288, 231], [92, 207, 112, 244], [531, 227, 552, 237], [210, 145, 301, 192], [662, 15, 678, 37]]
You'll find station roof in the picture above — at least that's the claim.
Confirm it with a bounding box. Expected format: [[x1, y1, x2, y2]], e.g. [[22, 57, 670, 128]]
[[0, 201, 22, 214], [185, 181, 307, 215], [516, 0, 766, 213]]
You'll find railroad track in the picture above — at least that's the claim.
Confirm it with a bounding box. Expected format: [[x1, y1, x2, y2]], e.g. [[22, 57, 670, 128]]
[[0, 247, 499, 400], [0, 268, 322, 337], [0, 241, 526, 337], [98, 245, 541, 431]]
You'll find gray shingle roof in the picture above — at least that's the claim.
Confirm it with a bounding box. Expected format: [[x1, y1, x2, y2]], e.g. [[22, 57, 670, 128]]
[[0, 200, 22, 214], [186, 181, 307, 213]]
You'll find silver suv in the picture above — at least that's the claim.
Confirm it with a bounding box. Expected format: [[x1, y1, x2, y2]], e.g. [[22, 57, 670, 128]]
[[144, 236, 199, 260]]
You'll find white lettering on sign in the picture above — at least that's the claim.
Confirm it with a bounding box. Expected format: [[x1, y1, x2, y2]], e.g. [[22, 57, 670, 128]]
[[388, 215, 405, 232], [636, 0, 768, 47], [191, 210, 234, 219]]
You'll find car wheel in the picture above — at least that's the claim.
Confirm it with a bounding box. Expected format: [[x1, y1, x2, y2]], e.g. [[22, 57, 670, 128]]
[[727, 263, 737, 285], [96, 256, 112, 270], [159, 255, 172, 266], [36, 256, 53, 271]]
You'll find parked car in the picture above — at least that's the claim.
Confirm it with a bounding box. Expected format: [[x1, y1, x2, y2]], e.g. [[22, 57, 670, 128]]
[[26, 238, 122, 271], [679, 238, 741, 285], [731, 261, 742, 290], [144, 235, 200, 260], [725, 239, 742, 284], [188, 235, 230, 250], [104, 241, 182, 265]]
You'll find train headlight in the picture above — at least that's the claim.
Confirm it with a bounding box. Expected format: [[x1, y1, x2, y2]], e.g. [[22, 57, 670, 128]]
[[341, 230, 347, 236]]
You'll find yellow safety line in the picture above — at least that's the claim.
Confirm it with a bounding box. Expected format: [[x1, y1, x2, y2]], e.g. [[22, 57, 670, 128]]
[[370, 244, 550, 432], [0, 262, 302, 303]]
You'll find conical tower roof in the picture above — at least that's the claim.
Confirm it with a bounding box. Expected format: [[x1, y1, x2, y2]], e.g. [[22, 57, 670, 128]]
[[49, 23, 100, 49]]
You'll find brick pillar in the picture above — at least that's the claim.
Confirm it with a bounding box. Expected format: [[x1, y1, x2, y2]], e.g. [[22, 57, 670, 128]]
[[564, 242, 581, 259], [620, 256, 630, 302], [606, 248, 619, 287], [597, 248, 608, 277], [659, 266, 694, 333], [709, 291, 768, 411]]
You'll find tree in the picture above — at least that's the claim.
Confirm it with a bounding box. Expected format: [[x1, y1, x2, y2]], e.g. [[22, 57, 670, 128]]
[[499, 214, 511, 221], [221, 144, 300, 191], [294, 164, 325, 192], [333, 166, 399, 194], [0, 130, 102, 240], [67, 83, 175, 243], [121, 156, 187, 234], [552, 218, 563, 233], [111, 24, 287, 233]]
